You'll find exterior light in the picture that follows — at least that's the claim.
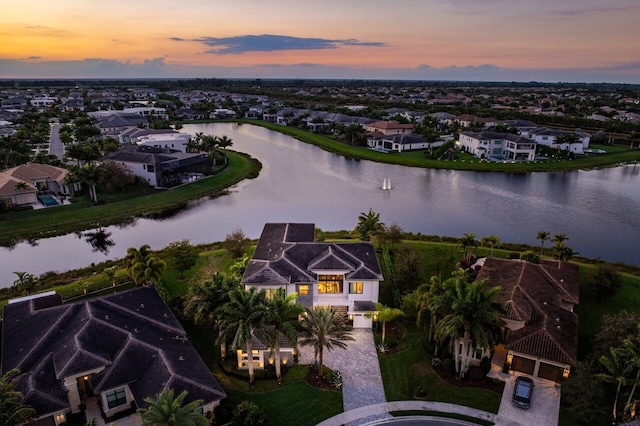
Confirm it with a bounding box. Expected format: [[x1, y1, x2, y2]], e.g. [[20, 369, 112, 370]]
[[83, 376, 89, 381], [56, 414, 66, 424], [563, 368, 570, 379], [282, 358, 288, 365], [506, 354, 513, 364], [268, 358, 274, 365], [348, 314, 353, 321]]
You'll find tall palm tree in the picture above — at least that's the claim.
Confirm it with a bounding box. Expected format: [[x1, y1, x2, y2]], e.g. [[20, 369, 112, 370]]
[[620, 334, 640, 415], [78, 164, 101, 204], [128, 256, 167, 287], [372, 303, 404, 345], [416, 276, 447, 348], [12, 271, 36, 296], [126, 244, 153, 268], [216, 135, 233, 150], [597, 346, 635, 423], [435, 275, 505, 376], [299, 307, 354, 379], [480, 235, 500, 257], [216, 287, 268, 384], [264, 288, 304, 380], [183, 273, 235, 335], [352, 208, 385, 241], [0, 369, 35, 426], [138, 388, 208, 426], [536, 230, 550, 256], [457, 233, 477, 263]]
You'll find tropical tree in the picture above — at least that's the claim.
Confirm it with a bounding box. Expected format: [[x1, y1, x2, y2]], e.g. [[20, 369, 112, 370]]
[[620, 334, 640, 417], [104, 266, 117, 286], [138, 388, 208, 426], [12, 271, 36, 296], [372, 303, 404, 345], [597, 346, 635, 423], [216, 287, 268, 384], [536, 230, 550, 256], [78, 164, 102, 204], [125, 244, 153, 269], [229, 255, 250, 281], [416, 276, 446, 347], [0, 369, 36, 426], [183, 273, 235, 335], [352, 208, 385, 241], [264, 289, 304, 380], [216, 135, 233, 150], [457, 233, 477, 264], [299, 306, 354, 379], [480, 235, 500, 257], [562, 358, 609, 425], [128, 256, 167, 287], [164, 240, 198, 279], [434, 274, 505, 376]]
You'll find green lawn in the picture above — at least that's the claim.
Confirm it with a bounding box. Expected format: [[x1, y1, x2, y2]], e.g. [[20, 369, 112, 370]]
[[0, 150, 261, 246], [378, 325, 502, 413]]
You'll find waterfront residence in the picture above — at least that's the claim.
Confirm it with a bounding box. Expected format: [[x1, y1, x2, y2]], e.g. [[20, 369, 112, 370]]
[[243, 223, 383, 328], [520, 128, 591, 154], [463, 258, 579, 383], [364, 120, 413, 135], [0, 163, 78, 208], [458, 131, 537, 161], [367, 133, 440, 153], [1, 287, 226, 425]]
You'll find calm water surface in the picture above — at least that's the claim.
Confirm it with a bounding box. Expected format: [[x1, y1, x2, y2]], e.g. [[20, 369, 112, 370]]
[[1, 123, 639, 287]]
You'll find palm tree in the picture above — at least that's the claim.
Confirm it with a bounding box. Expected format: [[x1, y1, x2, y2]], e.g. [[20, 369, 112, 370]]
[[620, 334, 640, 416], [597, 346, 635, 423], [183, 273, 235, 335], [63, 166, 80, 201], [416, 276, 447, 349], [536, 230, 550, 256], [78, 164, 101, 204], [264, 289, 304, 380], [435, 274, 505, 376], [104, 266, 117, 286], [352, 208, 385, 241], [480, 235, 500, 257], [372, 303, 404, 345], [552, 233, 568, 246], [216, 135, 233, 150], [12, 271, 36, 296], [128, 256, 167, 287], [126, 244, 153, 268], [138, 388, 208, 426], [299, 306, 354, 379], [216, 287, 268, 384], [13, 181, 29, 192], [0, 369, 36, 426]]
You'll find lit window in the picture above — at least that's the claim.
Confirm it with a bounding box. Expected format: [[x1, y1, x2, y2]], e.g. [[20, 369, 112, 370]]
[[105, 387, 127, 409], [318, 275, 343, 294], [298, 285, 309, 295], [349, 282, 363, 294]]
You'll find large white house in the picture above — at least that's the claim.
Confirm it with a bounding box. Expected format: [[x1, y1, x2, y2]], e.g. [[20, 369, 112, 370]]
[[135, 132, 191, 153], [520, 128, 590, 154], [458, 131, 537, 161], [242, 223, 383, 329]]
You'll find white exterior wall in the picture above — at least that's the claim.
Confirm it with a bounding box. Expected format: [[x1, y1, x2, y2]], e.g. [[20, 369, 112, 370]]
[[136, 133, 190, 153], [458, 134, 482, 155], [117, 161, 157, 187], [122, 107, 167, 119], [312, 269, 350, 308], [394, 141, 428, 152], [101, 384, 135, 417]]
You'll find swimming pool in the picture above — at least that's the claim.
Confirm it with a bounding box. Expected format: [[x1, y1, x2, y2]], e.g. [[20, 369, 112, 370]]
[[39, 195, 59, 206]]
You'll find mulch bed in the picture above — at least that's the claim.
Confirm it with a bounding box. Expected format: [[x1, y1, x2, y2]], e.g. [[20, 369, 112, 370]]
[[303, 368, 334, 390], [434, 367, 506, 394]]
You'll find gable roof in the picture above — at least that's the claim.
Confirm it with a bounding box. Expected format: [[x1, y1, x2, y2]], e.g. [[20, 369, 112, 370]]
[[476, 258, 579, 365], [243, 223, 383, 286], [1, 287, 225, 417]]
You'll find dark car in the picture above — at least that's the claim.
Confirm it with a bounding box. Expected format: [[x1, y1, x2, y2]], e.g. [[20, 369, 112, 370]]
[[512, 376, 534, 409]]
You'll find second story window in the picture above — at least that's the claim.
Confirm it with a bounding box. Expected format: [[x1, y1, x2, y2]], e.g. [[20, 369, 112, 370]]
[[318, 275, 343, 294], [349, 282, 364, 294]]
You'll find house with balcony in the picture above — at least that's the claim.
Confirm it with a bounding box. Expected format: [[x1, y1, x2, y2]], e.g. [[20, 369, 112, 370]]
[[1, 287, 226, 425], [520, 128, 590, 154], [364, 120, 413, 136], [458, 131, 537, 161], [242, 223, 383, 329]]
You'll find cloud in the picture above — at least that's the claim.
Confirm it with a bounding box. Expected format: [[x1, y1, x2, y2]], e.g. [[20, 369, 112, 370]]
[[186, 34, 384, 54], [26, 56, 41, 60]]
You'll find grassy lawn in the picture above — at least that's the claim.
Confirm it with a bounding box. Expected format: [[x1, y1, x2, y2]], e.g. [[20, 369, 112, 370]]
[[378, 325, 502, 413], [0, 150, 261, 246], [242, 120, 640, 172]]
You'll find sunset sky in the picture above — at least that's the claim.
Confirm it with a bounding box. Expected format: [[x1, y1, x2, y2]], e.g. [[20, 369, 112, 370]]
[[1, 0, 639, 82]]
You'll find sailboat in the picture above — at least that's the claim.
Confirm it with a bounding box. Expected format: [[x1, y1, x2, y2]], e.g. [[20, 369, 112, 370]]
[[382, 178, 392, 190]]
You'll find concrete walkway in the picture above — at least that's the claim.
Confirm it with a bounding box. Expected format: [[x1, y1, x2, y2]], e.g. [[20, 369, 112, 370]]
[[316, 401, 505, 426], [298, 328, 388, 425]]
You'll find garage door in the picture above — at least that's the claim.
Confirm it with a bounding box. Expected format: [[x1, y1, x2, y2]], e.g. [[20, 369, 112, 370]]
[[511, 355, 535, 375], [538, 362, 564, 382]]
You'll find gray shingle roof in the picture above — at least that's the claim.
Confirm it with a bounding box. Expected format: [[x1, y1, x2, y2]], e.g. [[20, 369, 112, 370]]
[[1, 287, 225, 417]]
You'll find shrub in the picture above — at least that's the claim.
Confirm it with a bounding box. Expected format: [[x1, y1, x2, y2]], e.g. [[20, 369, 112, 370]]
[[468, 366, 484, 381], [508, 252, 520, 259], [520, 250, 540, 263], [442, 358, 455, 372], [431, 358, 442, 368], [479, 356, 492, 377], [232, 401, 270, 426]]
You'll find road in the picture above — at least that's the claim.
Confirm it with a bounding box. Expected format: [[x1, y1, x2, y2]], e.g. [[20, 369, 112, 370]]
[[48, 123, 64, 160]]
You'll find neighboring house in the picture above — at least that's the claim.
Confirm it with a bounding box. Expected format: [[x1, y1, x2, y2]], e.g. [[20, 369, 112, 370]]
[[364, 120, 414, 135], [174, 108, 205, 120], [473, 258, 579, 383], [105, 145, 212, 188], [242, 223, 383, 329], [30, 97, 58, 109], [367, 133, 436, 152], [122, 107, 168, 119], [458, 131, 537, 161], [520, 128, 590, 154], [116, 127, 178, 145], [455, 114, 496, 129], [210, 109, 236, 119], [136, 132, 191, 153], [1, 287, 226, 425], [0, 163, 78, 208], [93, 112, 148, 134]]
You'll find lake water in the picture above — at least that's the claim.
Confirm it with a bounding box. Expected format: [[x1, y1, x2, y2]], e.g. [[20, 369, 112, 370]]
[[1, 123, 639, 288]]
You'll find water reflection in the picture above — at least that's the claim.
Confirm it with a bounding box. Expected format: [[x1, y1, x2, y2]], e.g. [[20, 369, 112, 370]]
[[80, 228, 115, 255]]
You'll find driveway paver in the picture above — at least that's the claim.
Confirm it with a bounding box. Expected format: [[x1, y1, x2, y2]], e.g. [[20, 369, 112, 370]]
[[299, 328, 389, 425], [495, 372, 560, 426]]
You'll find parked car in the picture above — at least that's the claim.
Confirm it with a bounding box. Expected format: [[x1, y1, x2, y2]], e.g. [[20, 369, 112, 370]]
[[512, 376, 534, 409]]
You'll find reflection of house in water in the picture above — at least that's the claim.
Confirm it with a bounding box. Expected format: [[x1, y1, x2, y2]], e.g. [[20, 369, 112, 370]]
[[105, 145, 213, 188]]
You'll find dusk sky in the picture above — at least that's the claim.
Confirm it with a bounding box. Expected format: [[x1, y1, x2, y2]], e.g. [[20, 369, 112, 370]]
[[2, 0, 639, 83]]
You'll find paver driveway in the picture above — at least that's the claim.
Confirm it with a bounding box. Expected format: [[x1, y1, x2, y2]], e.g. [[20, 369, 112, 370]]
[[298, 328, 388, 425]]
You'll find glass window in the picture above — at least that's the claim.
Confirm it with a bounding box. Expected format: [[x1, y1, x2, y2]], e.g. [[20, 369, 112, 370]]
[[105, 387, 127, 409], [349, 282, 363, 294], [147, 164, 155, 172], [318, 275, 343, 294], [298, 285, 309, 295]]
